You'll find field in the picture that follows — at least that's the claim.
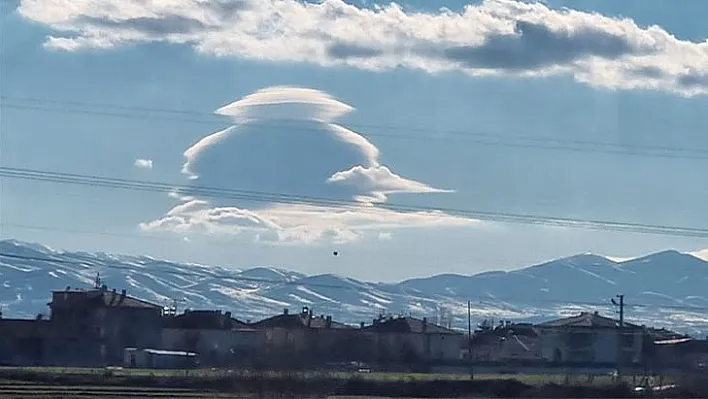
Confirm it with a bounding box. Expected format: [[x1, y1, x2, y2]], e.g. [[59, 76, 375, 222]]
[[0, 365, 648, 383], [0, 366, 665, 398], [0, 383, 238, 398]]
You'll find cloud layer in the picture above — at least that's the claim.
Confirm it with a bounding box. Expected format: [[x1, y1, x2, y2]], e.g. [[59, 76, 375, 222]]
[[17, 0, 708, 96], [140, 86, 474, 244]]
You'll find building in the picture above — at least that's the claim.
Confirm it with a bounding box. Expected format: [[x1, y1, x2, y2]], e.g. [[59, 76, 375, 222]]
[[162, 310, 262, 366], [649, 337, 708, 371], [469, 323, 542, 362], [47, 286, 164, 366], [124, 347, 197, 369], [0, 319, 50, 366], [363, 316, 465, 365], [250, 307, 356, 367], [535, 311, 645, 365]]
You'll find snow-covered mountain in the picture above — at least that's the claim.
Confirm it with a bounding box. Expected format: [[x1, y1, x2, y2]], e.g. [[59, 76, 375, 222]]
[[1, 239, 708, 335]]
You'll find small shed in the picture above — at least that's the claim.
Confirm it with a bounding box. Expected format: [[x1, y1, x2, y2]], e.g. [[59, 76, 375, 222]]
[[123, 347, 197, 369]]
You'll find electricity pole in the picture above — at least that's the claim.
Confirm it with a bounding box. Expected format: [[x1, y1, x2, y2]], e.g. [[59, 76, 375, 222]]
[[468, 300, 474, 380], [611, 294, 625, 379], [617, 294, 624, 328], [467, 301, 472, 339]]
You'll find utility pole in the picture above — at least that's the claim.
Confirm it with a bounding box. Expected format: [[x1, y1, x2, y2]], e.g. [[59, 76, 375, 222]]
[[611, 294, 625, 379], [467, 300, 472, 338], [467, 301, 472, 357], [611, 294, 625, 326], [468, 300, 474, 380]]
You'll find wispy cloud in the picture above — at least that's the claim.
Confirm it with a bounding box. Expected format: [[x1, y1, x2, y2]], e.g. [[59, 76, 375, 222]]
[[140, 86, 477, 244], [133, 158, 153, 169], [17, 0, 708, 96]]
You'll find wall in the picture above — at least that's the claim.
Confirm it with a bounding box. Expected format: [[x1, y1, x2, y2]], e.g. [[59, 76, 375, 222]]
[[0, 320, 49, 366], [47, 303, 163, 366], [471, 333, 542, 362], [370, 332, 464, 364], [162, 328, 263, 366], [123, 349, 196, 369], [537, 327, 644, 364], [96, 307, 163, 365], [428, 333, 465, 361]]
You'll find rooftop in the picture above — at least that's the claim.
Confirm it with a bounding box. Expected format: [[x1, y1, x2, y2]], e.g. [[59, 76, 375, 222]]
[[125, 348, 196, 357], [164, 310, 250, 330], [364, 316, 460, 335], [251, 309, 351, 329], [50, 288, 161, 310], [472, 323, 538, 344], [536, 312, 641, 329]]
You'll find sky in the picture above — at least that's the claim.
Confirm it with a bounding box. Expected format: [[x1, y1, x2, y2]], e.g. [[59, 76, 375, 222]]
[[2, 0, 708, 282]]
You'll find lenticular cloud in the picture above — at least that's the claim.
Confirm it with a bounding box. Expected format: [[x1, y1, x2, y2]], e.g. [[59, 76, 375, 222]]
[[140, 86, 475, 244]]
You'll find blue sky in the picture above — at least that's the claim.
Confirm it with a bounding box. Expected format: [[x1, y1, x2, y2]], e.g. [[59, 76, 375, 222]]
[[2, 0, 708, 281]]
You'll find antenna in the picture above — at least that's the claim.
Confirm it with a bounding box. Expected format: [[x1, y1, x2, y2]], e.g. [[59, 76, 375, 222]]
[[93, 272, 101, 289], [163, 297, 185, 316]]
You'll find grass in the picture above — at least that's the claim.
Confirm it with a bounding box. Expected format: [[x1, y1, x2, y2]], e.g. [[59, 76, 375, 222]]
[[0, 384, 241, 398], [0, 366, 646, 383], [0, 366, 661, 398]]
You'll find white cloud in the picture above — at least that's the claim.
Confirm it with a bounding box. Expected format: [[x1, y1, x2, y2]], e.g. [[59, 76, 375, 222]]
[[17, 0, 708, 96], [140, 86, 477, 243], [328, 165, 454, 203], [378, 232, 393, 241], [142, 202, 475, 245], [215, 86, 354, 123], [133, 158, 153, 169]]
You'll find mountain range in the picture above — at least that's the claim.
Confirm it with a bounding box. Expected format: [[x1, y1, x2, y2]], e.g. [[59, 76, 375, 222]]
[[1, 239, 707, 335]]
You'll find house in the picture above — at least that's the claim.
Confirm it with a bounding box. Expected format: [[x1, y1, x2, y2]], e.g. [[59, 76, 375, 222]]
[[363, 316, 465, 365], [161, 310, 262, 366], [250, 307, 356, 367], [535, 311, 645, 365], [649, 337, 708, 371], [124, 347, 197, 369], [469, 323, 542, 362], [47, 286, 163, 366], [0, 319, 51, 366]]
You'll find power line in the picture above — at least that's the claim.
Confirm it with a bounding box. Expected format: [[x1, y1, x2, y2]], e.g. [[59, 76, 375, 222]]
[[0, 94, 703, 153], [0, 252, 350, 290], [2, 166, 708, 238], [1, 250, 707, 313], [3, 97, 708, 161], [0, 221, 506, 264]]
